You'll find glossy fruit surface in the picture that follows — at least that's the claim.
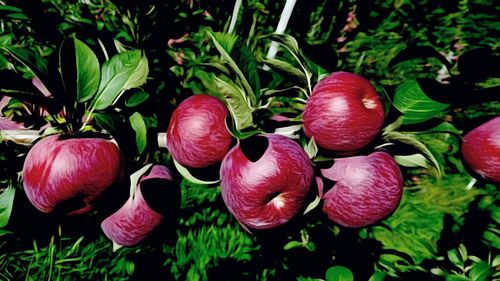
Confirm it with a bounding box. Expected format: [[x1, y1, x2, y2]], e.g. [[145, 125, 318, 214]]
[[101, 165, 177, 247], [220, 134, 313, 230], [321, 151, 403, 227], [167, 94, 232, 168], [303, 71, 385, 154], [461, 116, 500, 182], [22, 134, 123, 214]]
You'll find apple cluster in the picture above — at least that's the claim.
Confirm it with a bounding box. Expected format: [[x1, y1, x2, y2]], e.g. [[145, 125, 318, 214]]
[[165, 72, 405, 230]]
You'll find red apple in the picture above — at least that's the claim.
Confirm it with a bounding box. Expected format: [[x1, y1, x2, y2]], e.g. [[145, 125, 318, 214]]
[[321, 151, 403, 228], [166, 94, 232, 168], [461, 117, 500, 182], [101, 165, 177, 247], [22, 134, 123, 215], [220, 134, 314, 230], [303, 71, 385, 154]]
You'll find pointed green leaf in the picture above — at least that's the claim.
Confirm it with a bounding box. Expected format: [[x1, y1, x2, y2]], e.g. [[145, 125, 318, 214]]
[[93, 50, 148, 110], [74, 38, 100, 102], [129, 112, 147, 154], [214, 77, 253, 132], [267, 33, 300, 57], [394, 80, 450, 125], [304, 137, 318, 159], [283, 241, 303, 250], [125, 91, 149, 107], [303, 195, 321, 215], [0, 186, 15, 229], [469, 261, 491, 281], [263, 58, 307, 84], [325, 266, 354, 281], [394, 154, 429, 168], [129, 163, 153, 198], [208, 32, 256, 106]]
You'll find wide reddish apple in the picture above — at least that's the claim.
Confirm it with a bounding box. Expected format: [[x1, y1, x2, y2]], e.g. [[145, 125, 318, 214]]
[[220, 134, 313, 230], [321, 151, 403, 228], [461, 117, 500, 182], [101, 165, 178, 247], [302, 71, 385, 154], [22, 134, 123, 215], [166, 94, 232, 168]]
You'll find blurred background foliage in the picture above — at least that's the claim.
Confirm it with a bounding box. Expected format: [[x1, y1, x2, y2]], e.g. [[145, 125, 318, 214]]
[[0, 0, 498, 280]]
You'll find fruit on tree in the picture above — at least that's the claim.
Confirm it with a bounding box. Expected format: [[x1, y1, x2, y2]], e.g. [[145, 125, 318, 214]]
[[321, 151, 403, 228], [166, 94, 232, 168], [303, 71, 385, 154], [461, 117, 500, 182], [22, 134, 123, 215], [101, 165, 179, 247], [220, 134, 314, 230]]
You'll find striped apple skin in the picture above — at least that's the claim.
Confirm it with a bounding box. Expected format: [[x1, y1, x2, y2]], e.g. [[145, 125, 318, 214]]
[[220, 134, 313, 230], [303, 72, 385, 154], [321, 151, 403, 228], [22, 134, 123, 214], [167, 94, 232, 168], [461, 117, 500, 182], [101, 165, 174, 247]]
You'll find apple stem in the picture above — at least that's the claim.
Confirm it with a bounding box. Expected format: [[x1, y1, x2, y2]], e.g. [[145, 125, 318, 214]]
[[264, 0, 298, 66], [228, 0, 242, 34]]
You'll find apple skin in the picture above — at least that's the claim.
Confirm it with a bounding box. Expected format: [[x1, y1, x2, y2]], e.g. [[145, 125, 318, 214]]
[[461, 117, 500, 182], [101, 165, 175, 247], [22, 134, 123, 215], [303, 71, 385, 154], [167, 94, 232, 168], [321, 151, 403, 228], [220, 134, 314, 230]]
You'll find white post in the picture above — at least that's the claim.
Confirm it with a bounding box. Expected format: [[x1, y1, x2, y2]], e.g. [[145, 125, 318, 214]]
[[228, 0, 243, 34], [265, 0, 298, 61]]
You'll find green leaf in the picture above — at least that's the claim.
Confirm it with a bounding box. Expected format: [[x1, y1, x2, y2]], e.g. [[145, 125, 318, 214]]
[[3, 47, 48, 81], [129, 112, 147, 154], [383, 131, 442, 176], [74, 38, 100, 102], [447, 249, 463, 266], [469, 261, 491, 281], [393, 80, 450, 125], [208, 32, 256, 106], [394, 153, 429, 168], [263, 58, 307, 84], [173, 159, 220, 185], [92, 50, 148, 110], [125, 91, 149, 107], [267, 33, 301, 57], [214, 77, 253, 132], [283, 241, 303, 250], [304, 137, 318, 159], [0, 186, 15, 229], [325, 266, 354, 281], [368, 272, 386, 281], [303, 195, 321, 215], [129, 164, 153, 198]]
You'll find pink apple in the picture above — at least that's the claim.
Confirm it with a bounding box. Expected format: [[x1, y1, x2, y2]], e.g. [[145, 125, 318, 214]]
[[22, 134, 123, 215], [101, 165, 177, 247], [220, 134, 314, 230], [321, 151, 403, 228], [166, 94, 232, 168], [461, 117, 500, 182], [303, 71, 385, 154]]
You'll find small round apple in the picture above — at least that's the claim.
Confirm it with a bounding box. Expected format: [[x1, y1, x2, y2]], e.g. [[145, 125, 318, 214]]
[[166, 94, 232, 168], [461, 117, 500, 182], [321, 151, 403, 228], [303, 71, 385, 154], [22, 134, 123, 215], [220, 134, 314, 230]]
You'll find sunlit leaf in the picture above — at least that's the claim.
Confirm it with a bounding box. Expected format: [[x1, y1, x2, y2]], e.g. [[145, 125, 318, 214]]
[[74, 37, 100, 103], [393, 80, 450, 125], [92, 50, 148, 110], [325, 266, 354, 281], [0, 186, 15, 230], [394, 154, 429, 168], [214, 77, 253, 132], [263, 58, 307, 84], [129, 112, 147, 154]]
